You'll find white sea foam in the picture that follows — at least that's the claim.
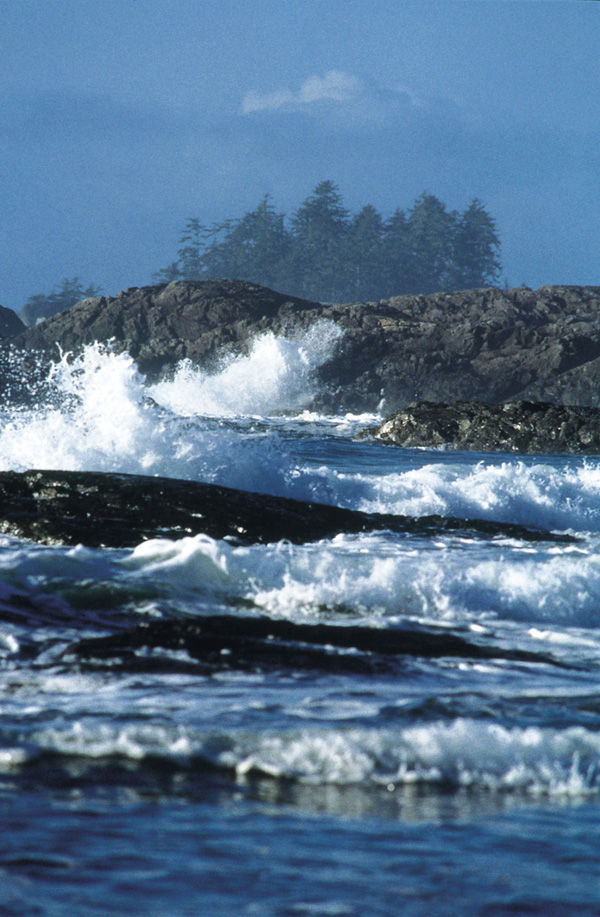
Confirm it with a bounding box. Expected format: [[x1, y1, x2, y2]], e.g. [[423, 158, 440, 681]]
[[309, 458, 600, 534], [148, 320, 342, 417], [0, 344, 159, 473], [115, 530, 600, 629], [28, 717, 600, 798], [3, 338, 600, 541], [2, 518, 600, 630], [0, 334, 345, 499]]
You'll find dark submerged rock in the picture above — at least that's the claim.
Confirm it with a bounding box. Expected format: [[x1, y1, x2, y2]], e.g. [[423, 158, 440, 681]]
[[67, 614, 568, 675], [0, 469, 573, 548], [13, 280, 600, 411], [374, 400, 600, 455]]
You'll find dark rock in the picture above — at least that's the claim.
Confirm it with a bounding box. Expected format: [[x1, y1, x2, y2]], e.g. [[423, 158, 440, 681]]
[[0, 305, 26, 338], [374, 400, 600, 454], [13, 279, 320, 378], [0, 469, 573, 548], [13, 280, 600, 410], [67, 613, 566, 674]]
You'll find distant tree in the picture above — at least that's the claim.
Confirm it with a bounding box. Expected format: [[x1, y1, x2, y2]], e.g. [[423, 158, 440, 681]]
[[19, 277, 102, 326], [342, 204, 386, 301], [177, 218, 207, 280], [152, 261, 183, 283], [154, 182, 503, 302], [406, 192, 457, 294], [381, 208, 411, 296], [288, 181, 350, 301], [449, 198, 501, 289], [204, 196, 291, 288]]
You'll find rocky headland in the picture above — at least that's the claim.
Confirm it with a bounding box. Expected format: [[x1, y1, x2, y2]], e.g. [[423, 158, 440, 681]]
[[9, 280, 600, 413]]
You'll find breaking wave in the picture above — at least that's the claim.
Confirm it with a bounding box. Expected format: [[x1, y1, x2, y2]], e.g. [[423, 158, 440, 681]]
[[17, 718, 600, 800]]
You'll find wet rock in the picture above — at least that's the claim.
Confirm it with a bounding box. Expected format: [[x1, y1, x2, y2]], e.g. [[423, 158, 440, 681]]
[[373, 400, 600, 454], [0, 469, 572, 548], [13, 280, 600, 412], [67, 613, 565, 674]]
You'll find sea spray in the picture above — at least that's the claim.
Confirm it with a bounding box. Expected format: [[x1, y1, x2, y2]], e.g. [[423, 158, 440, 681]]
[[0, 344, 160, 473], [148, 320, 343, 417], [0, 336, 338, 500]]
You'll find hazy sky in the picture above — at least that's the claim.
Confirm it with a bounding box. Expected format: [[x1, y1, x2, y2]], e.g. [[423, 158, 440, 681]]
[[1, 0, 598, 312]]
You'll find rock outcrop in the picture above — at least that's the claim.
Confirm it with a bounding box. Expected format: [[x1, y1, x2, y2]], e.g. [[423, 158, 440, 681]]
[[0, 469, 571, 548], [14, 280, 320, 377], [374, 400, 600, 454], [13, 280, 600, 411]]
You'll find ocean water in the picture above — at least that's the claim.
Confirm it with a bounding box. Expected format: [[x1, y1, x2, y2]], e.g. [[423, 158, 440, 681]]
[[1, 327, 600, 914]]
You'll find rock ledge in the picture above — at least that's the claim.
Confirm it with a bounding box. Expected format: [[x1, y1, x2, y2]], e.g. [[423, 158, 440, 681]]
[[374, 400, 600, 454]]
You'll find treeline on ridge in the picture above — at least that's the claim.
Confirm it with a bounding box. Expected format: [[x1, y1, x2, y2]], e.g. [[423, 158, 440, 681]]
[[154, 181, 501, 303], [18, 181, 502, 326]]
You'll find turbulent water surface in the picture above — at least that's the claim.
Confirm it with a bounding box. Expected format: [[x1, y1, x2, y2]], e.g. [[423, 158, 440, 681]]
[[2, 329, 600, 915]]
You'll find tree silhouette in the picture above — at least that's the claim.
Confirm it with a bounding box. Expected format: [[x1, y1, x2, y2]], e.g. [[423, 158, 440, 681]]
[[19, 278, 102, 326], [154, 183, 503, 302]]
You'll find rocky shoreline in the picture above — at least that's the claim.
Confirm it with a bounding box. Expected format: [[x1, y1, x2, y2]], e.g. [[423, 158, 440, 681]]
[[6, 279, 600, 413], [5, 279, 600, 453]]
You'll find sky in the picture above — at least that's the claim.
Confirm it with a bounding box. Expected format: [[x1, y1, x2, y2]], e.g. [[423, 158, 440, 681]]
[[0, 0, 598, 313]]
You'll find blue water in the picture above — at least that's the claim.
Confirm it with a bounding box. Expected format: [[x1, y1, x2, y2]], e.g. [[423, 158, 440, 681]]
[[1, 338, 600, 914]]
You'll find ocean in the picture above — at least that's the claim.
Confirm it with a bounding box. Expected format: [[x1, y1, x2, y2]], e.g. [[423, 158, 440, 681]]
[[1, 325, 600, 915]]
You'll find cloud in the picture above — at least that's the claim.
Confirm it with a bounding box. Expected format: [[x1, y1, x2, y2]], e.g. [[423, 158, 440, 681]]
[[241, 70, 362, 114]]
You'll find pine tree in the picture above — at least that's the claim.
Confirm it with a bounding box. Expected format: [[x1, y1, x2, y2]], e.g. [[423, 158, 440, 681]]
[[288, 181, 350, 301], [19, 278, 102, 326], [204, 196, 291, 289], [152, 261, 183, 283], [449, 198, 501, 289], [382, 208, 410, 296], [154, 183, 503, 302], [177, 218, 207, 280], [406, 193, 457, 294], [342, 204, 386, 301]]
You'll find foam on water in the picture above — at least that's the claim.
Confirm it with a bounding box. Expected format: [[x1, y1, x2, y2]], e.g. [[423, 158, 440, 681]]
[[0, 334, 348, 499], [0, 344, 326, 498], [23, 717, 600, 798], [312, 458, 600, 534], [0, 345, 159, 474], [3, 338, 600, 540], [0, 526, 590, 631], [121, 532, 600, 628]]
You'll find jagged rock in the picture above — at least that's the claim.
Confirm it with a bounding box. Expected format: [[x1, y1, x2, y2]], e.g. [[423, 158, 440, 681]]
[[13, 280, 600, 411], [13, 279, 320, 377], [0, 469, 572, 548], [374, 400, 600, 454]]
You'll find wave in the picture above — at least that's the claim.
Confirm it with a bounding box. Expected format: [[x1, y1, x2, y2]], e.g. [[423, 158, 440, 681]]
[[313, 459, 600, 534], [2, 337, 600, 539], [17, 718, 600, 799], [1, 527, 599, 631], [148, 320, 342, 417]]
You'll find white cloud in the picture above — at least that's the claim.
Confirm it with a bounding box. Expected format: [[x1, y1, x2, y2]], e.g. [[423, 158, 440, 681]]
[[241, 70, 362, 114]]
